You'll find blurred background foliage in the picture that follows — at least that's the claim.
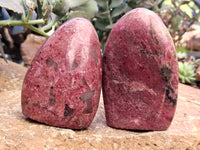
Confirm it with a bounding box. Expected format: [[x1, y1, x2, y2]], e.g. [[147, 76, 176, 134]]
[[0, 0, 200, 86]]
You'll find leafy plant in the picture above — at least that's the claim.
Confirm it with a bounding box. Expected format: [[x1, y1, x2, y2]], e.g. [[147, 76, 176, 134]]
[[176, 46, 190, 52], [0, 0, 99, 36], [177, 51, 187, 59], [0, 0, 99, 61], [195, 59, 200, 65], [178, 61, 196, 84], [159, 0, 200, 45]]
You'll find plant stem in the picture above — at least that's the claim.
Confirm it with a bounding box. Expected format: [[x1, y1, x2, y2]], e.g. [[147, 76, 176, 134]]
[[106, 1, 113, 25], [41, 20, 55, 31], [26, 10, 32, 22], [28, 25, 50, 37], [0, 19, 44, 26]]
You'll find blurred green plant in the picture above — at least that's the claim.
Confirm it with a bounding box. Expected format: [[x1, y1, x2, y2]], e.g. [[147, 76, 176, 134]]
[[178, 61, 196, 84], [177, 51, 187, 59], [176, 46, 190, 52], [159, 0, 200, 45], [0, 0, 99, 36], [195, 59, 200, 65], [0, 0, 99, 60]]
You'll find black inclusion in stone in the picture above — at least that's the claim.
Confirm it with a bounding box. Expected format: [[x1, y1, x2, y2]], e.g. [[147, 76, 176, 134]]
[[79, 90, 95, 102], [83, 101, 93, 114], [161, 66, 172, 82], [79, 90, 95, 114], [64, 104, 74, 117], [82, 77, 89, 87], [49, 97, 56, 106], [49, 86, 56, 106], [166, 86, 177, 106], [46, 57, 58, 72]]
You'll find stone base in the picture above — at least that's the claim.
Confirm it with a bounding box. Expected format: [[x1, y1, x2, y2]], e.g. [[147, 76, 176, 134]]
[[0, 59, 27, 92], [0, 58, 200, 149]]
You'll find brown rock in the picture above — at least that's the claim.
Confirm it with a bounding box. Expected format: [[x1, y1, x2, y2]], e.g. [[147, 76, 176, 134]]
[[181, 23, 200, 51], [0, 60, 200, 149], [189, 37, 200, 51], [196, 65, 200, 81], [21, 34, 46, 66], [0, 58, 27, 92]]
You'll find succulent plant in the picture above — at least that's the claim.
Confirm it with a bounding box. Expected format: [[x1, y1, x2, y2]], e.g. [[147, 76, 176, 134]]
[[177, 52, 187, 59], [178, 61, 196, 84], [195, 59, 200, 65], [0, 0, 99, 35]]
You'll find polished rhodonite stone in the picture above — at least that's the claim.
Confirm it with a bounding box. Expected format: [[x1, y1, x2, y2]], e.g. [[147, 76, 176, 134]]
[[21, 18, 102, 129], [102, 8, 179, 130]]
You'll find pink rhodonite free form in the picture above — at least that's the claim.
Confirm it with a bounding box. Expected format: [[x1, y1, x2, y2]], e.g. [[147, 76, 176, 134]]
[[21, 18, 102, 129], [102, 8, 179, 130]]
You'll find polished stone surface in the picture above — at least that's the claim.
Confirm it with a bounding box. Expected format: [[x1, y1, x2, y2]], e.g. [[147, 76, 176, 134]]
[[21, 18, 102, 129], [103, 8, 179, 130]]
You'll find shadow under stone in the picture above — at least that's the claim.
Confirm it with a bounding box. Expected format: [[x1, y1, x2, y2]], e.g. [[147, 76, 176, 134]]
[[23, 117, 89, 131], [107, 125, 155, 133]]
